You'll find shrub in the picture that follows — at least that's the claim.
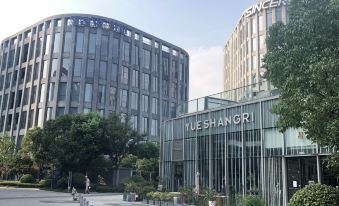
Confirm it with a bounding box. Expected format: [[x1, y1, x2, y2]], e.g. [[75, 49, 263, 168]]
[[39, 179, 52, 188], [20, 174, 35, 183], [289, 184, 337, 206], [72, 173, 85, 188], [0, 180, 42, 188], [241, 195, 265, 206], [56, 177, 68, 189]]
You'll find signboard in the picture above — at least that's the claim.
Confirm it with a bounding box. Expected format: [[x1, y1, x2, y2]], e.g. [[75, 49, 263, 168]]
[[185, 112, 254, 131], [69, 16, 128, 34], [244, 0, 287, 17]]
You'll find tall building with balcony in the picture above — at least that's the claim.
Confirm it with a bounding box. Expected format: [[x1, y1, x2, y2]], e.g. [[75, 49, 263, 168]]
[[224, 0, 288, 97], [0, 14, 189, 146]]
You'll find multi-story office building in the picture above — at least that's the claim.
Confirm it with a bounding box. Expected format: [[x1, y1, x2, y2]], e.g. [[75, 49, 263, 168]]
[[0, 14, 189, 146], [224, 0, 288, 95]]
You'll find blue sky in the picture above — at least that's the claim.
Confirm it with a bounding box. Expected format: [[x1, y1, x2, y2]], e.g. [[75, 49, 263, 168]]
[[0, 0, 256, 99]]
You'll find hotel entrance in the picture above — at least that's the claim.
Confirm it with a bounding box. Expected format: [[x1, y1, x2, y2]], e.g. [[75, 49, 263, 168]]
[[286, 157, 318, 200]]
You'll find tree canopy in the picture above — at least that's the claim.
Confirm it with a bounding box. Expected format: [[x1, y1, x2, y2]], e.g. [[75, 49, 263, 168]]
[[263, 0, 339, 148]]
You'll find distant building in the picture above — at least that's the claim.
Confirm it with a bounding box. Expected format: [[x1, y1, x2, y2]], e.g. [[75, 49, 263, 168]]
[[0, 14, 189, 146], [224, 0, 288, 95]]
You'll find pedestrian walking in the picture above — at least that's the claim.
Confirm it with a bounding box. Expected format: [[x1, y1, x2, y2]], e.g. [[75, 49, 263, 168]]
[[85, 176, 91, 194]]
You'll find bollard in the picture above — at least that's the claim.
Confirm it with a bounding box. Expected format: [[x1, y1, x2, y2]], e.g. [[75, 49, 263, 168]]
[[80, 195, 83, 206], [173, 196, 178, 206]]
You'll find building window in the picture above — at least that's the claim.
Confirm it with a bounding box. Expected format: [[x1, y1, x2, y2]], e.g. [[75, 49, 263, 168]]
[[251, 17, 257, 35], [162, 57, 169, 76], [172, 60, 177, 80], [112, 37, 119, 58], [69, 107, 78, 114], [109, 87, 116, 109], [39, 84, 46, 103], [61, 58, 70, 77], [141, 73, 149, 90], [100, 35, 109, 58], [88, 33, 96, 54], [122, 41, 130, 63], [37, 108, 44, 127], [252, 38, 257, 52], [170, 83, 177, 98], [153, 53, 158, 72], [86, 59, 94, 78], [53, 33, 60, 53], [152, 97, 158, 114], [48, 82, 55, 102], [42, 60, 48, 78], [252, 56, 257, 70], [97, 85, 105, 105], [179, 64, 183, 81], [46, 107, 52, 121], [163, 80, 168, 97], [131, 70, 139, 87], [131, 92, 138, 110], [162, 100, 168, 118], [34, 62, 40, 81], [84, 83, 93, 104], [143, 49, 151, 69], [131, 115, 138, 130], [76, 32, 84, 53], [56, 107, 65, 117], [111, 63, 118, 82], [36, 37, 42, 56], [121, 66, 129, 84], [141, 95, 149, 112], [44, 34, 51, 55], [58, 82, 67, 101], [170, 102, 176, 118], [99, 61, 107, 81], [151, 119, 157, 136], [259, 35, 265, 50], [73, 58, 82, 77], [141, 117, 148, 134], [134, 45, 139, 65], [266, 10, 273, 30], [275, 7, 282, 22], [83, 108, 91, 113], [119, 89, 128, 108], [50, 59, 58, 77], [71, 82, 80, 102], [258, 15, 263, 32], [152, 76, 158, 93], [63, 31, 72, 53]]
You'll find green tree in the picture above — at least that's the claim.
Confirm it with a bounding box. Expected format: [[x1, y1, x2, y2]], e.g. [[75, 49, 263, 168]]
[[0, 134, 15, 179], [102, 113, 141, 168], [119, 154, 138, 169], [132, 142, 159, 159], [263, 0, 339, 148], [136, 158, 159, 181]]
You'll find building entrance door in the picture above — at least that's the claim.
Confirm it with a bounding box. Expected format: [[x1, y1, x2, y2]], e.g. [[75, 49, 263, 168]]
[[286, 157, 318, 200], [173, 163, 183, 191]]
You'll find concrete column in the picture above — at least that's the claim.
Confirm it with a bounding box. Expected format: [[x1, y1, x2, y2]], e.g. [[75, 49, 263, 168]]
[[316, 155, 322, 184], [282, 157, 288, 206]]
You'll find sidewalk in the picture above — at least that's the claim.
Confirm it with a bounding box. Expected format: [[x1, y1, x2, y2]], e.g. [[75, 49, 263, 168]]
[[80, 193, 148, 206]]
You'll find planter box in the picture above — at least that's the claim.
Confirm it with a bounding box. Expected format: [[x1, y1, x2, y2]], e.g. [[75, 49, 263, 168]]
[[155, 200, 161, 205], [142, 199, 148, 204]]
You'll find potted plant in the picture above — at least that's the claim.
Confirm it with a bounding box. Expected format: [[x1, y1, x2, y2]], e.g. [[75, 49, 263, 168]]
[[202, 188, 217, 206]]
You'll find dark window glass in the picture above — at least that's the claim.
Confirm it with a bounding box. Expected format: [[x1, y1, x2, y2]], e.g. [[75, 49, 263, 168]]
[[84, 83, 93, 103], [119, 89, 128, 108], [31, 86, 37, 104], [143, 49, 151, 69], [123, 41, 130, 63], [58, 82, 67, 101], [63, 32, 72, 53], [99, 61, 107, 81], [75, 32, 84, 53], [50, 59, 58, 77], [73, 58, 82, 77], [8, 50, 14, 68], [97, 85, 105, 105], [71, 82, 80, 102], [131, 92, 138, 110], [111, 63, 118, 82], [61, 58, 70, 77], [86, 60, 94, 78], [88, 33, 96, 54], [112, 38, 119, 58], [162, 57, 169, 76], [56, 107, 65, 117], [142, 73, 149, 91], [69, 107, 78, 114], [33, 62, 40, 81], [121, 66, 129, 84], [134, 45, 139, 65], [29, 40, 35, 60], [100, 35, 109, 58], [132, 70, 138, 87], [142, 95, 149, 112], [48, 82, 55, 101], [109, 87, 116, 109]]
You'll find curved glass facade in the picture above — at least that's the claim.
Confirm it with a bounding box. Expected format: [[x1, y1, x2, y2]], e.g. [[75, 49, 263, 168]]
[[161, 95, 335, 206], [0, 14, 189, 145]]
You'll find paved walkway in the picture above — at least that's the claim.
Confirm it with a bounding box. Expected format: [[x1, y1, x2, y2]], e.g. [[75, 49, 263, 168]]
[[0, 187, 147, 206]]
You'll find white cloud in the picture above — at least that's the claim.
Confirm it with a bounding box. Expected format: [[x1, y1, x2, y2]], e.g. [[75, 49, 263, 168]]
[[186, 46, 224, 100]]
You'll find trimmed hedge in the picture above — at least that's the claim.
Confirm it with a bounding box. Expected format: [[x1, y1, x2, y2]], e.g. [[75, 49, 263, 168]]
[[20, 174, 36, 183], [242, 195, 265, 206], [0, 181, 42, 188], [289, 184, 337, 206]]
